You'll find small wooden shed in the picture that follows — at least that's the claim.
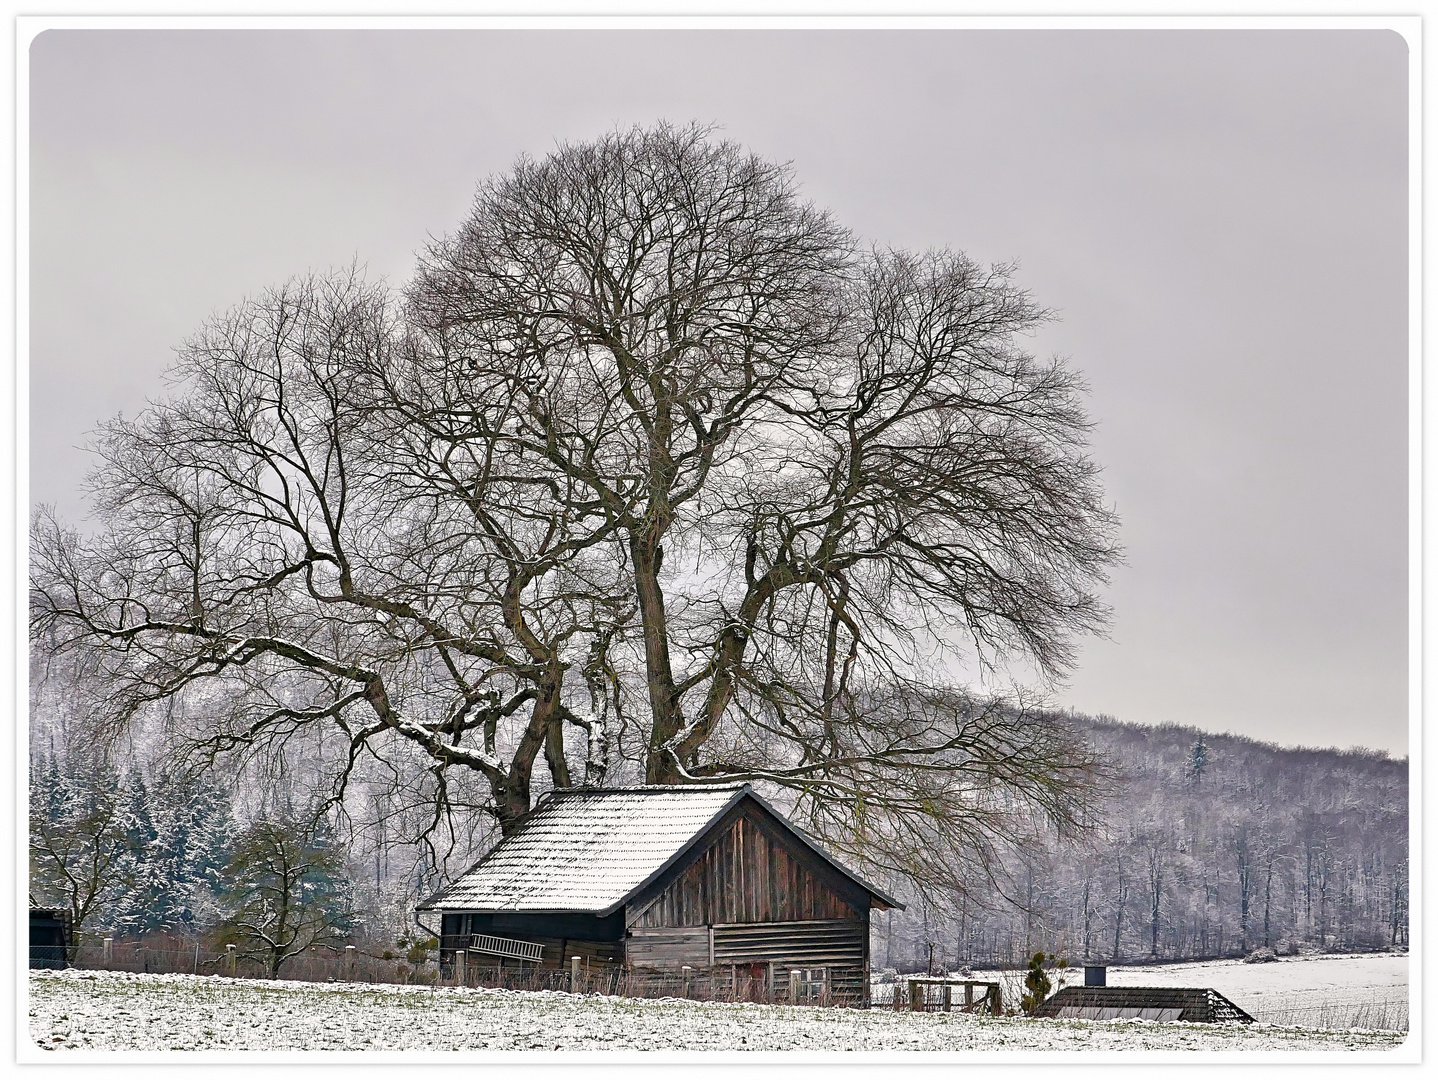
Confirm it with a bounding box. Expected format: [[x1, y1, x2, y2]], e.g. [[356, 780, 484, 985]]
[[29, 908, 72, 969], [417, 784, 901, 1006]]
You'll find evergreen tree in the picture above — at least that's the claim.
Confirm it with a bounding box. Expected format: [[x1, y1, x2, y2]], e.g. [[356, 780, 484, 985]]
[[29, 747, 131, 945], [1189, 736, 1210, 785], [74, 763, 239, 937], [172, 772, 236, 928], [1020, 951, 1053, 1015], [114, 770, 169, 934]]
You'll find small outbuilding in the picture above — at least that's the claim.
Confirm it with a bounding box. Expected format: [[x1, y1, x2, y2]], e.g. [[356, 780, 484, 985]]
[[417, 784, 901, 1006], [29, 908, 72, 969], [1035, 985, 1255, 1023]]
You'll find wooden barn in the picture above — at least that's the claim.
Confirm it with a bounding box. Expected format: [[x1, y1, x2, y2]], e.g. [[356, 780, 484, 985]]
[[416, 784, 901, 1006]]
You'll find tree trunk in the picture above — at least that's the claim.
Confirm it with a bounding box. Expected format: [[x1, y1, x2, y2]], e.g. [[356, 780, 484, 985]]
[[632, 537, 682, 783], [493, 665, 568, 833], [1147, 846, 1163, 957], [1262, 858, 1274, 948], [1081, 878, 1093, 959], [1111, 856, 1127, 961]]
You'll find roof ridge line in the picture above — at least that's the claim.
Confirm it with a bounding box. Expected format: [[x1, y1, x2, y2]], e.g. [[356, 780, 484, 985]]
[[548, 783, 750, 794]]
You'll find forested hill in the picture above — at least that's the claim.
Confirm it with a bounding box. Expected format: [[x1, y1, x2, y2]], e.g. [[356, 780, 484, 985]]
[[874, 715, 1409, 973], [1087, 716, 1407, 812]]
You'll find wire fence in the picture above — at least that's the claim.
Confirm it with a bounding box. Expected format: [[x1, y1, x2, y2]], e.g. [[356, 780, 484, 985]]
[[444, 964, 791, 1004], [1246, 995, 1409, 1032], [48, 939, 442, 986], [41, 940, 857, 1006]]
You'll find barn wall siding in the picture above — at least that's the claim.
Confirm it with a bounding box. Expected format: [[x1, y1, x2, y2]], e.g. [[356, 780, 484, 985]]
[[713, 919, 868, 1003], [628, 809, 861, 928], [624, 927, 712, 969], [711, 919, 865, 964]]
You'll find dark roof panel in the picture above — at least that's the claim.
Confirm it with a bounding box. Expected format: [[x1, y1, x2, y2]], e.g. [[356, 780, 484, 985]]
[[1035, 985, 1256, 1023]]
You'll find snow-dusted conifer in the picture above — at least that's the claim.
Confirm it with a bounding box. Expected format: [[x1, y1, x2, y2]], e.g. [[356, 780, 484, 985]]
[[1189, 736, 1210, 785]]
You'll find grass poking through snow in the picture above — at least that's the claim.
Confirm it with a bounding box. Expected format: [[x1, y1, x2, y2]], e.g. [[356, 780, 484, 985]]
[[29, 970, 1408, 1053]]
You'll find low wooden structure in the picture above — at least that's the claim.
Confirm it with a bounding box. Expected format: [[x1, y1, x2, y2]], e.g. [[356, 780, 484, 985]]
[[417, 784, 901, 1006], [1035, 985, 1255, 1024]]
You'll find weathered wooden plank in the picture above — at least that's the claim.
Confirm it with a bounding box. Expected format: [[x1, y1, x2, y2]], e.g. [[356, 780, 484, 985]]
[[625, 927, 711, 970], [628, 808, 861, 930], [711, 920, 867, 967]]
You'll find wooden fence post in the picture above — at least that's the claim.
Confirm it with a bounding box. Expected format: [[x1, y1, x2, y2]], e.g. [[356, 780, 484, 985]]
[[571, 956, 581, 994], [346, 945, 356, 981], [910, 980, 923, 1012], [789, 970, 801, 1006], [193, 941, 201, 975], [943, 983, 952, 1012], [226, 943, 236, 976], [894, 978, 904, 1011], [102, 938, 113, 969], [455, 948, 466, 987]]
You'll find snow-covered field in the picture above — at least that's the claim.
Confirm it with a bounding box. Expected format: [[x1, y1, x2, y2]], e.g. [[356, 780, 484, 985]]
[[29, 968, 1406, 1054]]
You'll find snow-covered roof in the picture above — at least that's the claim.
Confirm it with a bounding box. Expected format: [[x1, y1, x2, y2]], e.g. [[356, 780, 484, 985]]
[[417, 784, 899, 915]]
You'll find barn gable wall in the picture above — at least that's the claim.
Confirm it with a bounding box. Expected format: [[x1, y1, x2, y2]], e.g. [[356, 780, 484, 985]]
[[626, 802, 863, 928]]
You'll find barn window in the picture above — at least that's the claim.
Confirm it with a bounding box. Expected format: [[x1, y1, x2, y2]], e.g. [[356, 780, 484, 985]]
[[792, 966, 830, 1005]]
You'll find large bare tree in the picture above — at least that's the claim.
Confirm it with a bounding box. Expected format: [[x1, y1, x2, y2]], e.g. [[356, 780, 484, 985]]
[[32, 123, 1119, 899]]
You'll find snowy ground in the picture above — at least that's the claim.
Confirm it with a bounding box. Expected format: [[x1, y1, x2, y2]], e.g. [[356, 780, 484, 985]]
[[29, 969, 1406, 1054], [958, 952, 1408, 1031]]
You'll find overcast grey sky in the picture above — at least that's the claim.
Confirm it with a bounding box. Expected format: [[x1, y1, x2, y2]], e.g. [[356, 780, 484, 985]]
[[28, 28, 1410, 754]]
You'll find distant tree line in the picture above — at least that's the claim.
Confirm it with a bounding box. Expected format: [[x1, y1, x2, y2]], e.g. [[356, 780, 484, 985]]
[[876, 716, 1408, 970]]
